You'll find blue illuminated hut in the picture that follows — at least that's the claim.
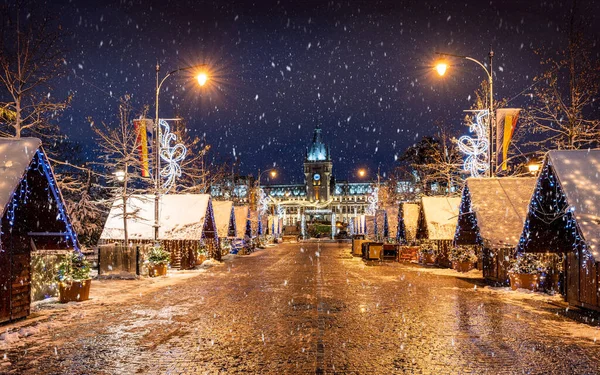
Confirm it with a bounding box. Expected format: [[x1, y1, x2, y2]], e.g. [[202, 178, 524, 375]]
[[0, 138, 79, 323], [454, 177, 536, 284], [518, 150, 600, 311]]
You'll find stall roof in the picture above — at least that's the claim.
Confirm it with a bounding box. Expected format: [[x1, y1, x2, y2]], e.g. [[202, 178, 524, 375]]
[[100, 194, 212, 241], [212, 200, 234, 238], [421, 197, 461, 240], [464, 178, 536, 248], [403, 203, 420, 241], [233, 206, 250, 238], [0, 138, 42, 217]]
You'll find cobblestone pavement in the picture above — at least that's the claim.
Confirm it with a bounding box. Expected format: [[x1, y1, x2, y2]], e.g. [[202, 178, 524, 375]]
[[3, 242, 600, 374]]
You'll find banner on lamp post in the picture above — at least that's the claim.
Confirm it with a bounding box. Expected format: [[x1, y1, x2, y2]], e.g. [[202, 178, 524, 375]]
[[495, 108, 521, 171], [133, 119, 153, 178]]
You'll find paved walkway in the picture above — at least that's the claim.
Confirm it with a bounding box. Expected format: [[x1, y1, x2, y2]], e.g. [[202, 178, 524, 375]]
[[2, 242, 600, 374]]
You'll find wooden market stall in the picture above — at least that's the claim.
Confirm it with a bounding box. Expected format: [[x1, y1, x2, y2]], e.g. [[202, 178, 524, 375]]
[[212, 200, 236, 243], [518, 150, 600, 311], [454, 178, 536, 284], [233, 205, 251, 239], [398, 202, 421, 261], [384, 204, 399, 242], [399, 202, 420, 243], [100, 194, 217, 268], [417, 197, 461, 267], [0, 138, 80, 323]]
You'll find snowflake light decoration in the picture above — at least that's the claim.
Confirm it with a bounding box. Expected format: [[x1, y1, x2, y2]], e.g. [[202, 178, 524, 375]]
[[457, 110, 489, 177], [159, 119, 187, 193], [366, 187, 379, 215]]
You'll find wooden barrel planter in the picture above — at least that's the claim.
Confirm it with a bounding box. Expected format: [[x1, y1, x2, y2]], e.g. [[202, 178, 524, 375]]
[[148, 263, 168, 277], [452, 261, 475, 273], [59, 279, 91, 303], [509, 273, 540, 291]]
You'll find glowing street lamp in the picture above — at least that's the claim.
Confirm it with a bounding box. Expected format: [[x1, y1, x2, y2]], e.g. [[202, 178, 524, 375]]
[[114, 170, 125, 182], [197, 72, 208, 86], [153, 63, 210, 241], [527, 162, 540, 174], [358, 169, 366, 178], [434, 48, 495, 177], [435, 62, 447, 76]]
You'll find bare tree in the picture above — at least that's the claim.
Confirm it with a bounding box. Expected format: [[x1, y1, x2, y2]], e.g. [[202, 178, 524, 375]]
[[170, 121, 230, 194], [400, 122, 463, 196], [525, 3, 600, 150], [92, 98, 151, 245], [0, 1, 70, 139]]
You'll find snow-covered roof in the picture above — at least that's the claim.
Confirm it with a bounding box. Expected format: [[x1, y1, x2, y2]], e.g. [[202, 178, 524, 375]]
[[0, 138, 42, 217], [384, 205, 399, 239], [233, 206, 250, 238], [402, 203, 420, 241], [465, 178, 536, 248], [100, 194, 212, 241], [547, 150, 600, 260], [421, 197, 461, 240], [212, 200, 234, 238]]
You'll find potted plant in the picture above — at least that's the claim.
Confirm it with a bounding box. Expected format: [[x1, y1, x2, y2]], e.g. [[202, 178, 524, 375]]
[[508, 254, 545, 291], [220, 239, 232, 257], [418, 245, 436, 265], [146, 245, 170, 277], [449, 246, 478, 273], [196, 244, 208, 265], [56, 252, 92, 303]]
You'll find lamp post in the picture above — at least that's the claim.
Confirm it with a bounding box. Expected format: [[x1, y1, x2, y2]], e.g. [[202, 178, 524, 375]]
[[435, 47, 495, 177], [154, 63, 209, 241]]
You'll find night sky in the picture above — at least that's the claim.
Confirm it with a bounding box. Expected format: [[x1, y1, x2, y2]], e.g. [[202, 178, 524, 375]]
[[43, 0, 600, 183]]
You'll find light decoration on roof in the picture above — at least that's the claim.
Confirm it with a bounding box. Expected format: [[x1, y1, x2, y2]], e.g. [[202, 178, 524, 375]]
[[457, 110, 489, 178], [159, 119, 187, 193], [518, 161, 594, 266]]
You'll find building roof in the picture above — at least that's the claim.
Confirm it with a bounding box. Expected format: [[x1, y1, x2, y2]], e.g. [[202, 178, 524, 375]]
[[306, 124, 329, 161], [463, 177, 536, 248], [421, 197, 461, 240], [100, 194, 212, 241], [0, 138, 42, 217], [212, 200, 234, 238], [233, 206, 250, 238]]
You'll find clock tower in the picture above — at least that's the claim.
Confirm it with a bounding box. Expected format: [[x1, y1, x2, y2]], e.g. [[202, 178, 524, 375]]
[[304, 124, 333, 202]]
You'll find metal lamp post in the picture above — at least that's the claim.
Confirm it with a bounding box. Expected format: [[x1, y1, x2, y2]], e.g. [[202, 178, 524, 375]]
[[435, 47, 495, 177], [154, 63, 209, 241]]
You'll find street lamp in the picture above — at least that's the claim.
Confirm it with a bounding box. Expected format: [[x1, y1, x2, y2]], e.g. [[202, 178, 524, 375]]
[[257, 168, 277, 188], [114, 170, 125, 182], [435, 47, 495, 177], [357, 168, 366, 178], [527, 162, 540, 175], [154, 63, 209, 241]]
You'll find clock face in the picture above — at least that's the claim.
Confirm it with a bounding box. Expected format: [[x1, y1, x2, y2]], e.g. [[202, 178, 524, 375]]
[[313, 173, 321, 181]]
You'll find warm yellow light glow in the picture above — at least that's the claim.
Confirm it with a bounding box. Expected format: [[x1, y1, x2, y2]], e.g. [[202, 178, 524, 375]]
[[358, 169, 366, 178], [528, 163, 540, 173], [114, 170, 125, 182], [197, 73, 208, 86], [270, 170, 277, 178], [435, 63, 447, 76]]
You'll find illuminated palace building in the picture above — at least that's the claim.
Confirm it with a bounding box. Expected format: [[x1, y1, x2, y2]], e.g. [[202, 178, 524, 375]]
[[213, 124, 380, 228]]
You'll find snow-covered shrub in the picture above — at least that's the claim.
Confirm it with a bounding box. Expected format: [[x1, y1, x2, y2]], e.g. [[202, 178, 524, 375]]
[[508, 254, 546, 274], [449, 246, 478, 263], [56, 252, 91, 282], [146, 246, 170, 266]]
